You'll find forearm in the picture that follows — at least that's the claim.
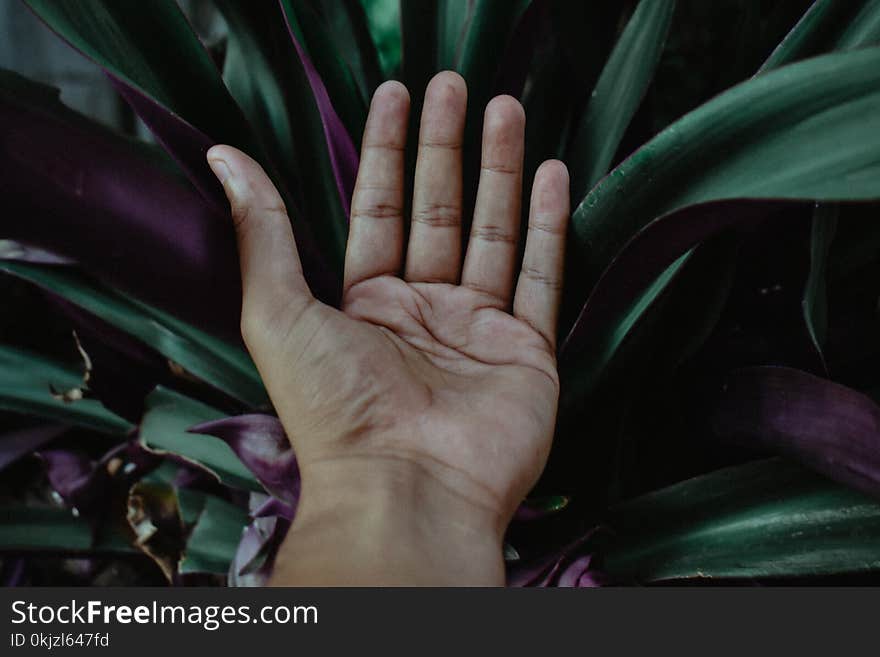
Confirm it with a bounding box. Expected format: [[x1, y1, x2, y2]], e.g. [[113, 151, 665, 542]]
[[269, 457, 507, 586]]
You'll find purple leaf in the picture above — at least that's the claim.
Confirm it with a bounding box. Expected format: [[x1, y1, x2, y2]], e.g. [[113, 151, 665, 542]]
[[712, 366, 880, 499], [38, 449, 93, 503], [110, 78, 339, 305], [557, 555, 606, 588], [228, 514, 290, 587], [507, 530, 607, 587], [0, 76, 244, 339], [107, 76, 225, 210], [280, 2, 359, 218], [0, 423, 68, 472], [231, 518, 274, 577], [188, 415, 300, 508], [252, 496, 295, 521], [39, 441, 162, 515]]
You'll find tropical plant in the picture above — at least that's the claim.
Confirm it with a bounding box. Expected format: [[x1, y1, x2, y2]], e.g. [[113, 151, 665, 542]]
[[2, 0, 880, 586]]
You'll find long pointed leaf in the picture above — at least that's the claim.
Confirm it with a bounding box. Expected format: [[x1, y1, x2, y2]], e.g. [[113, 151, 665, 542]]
[[0, 70, 243, 338], [561, 200, 779, 399], [437, 0, 472, 70], [712, 367, 880, 500], [572, 47, 880, 287], [0, 506, 133, 554], [216, 1, 348, 275], [22, 0, 263, 204], [0, 345, 131, 435], [566, 6, 878, 400], [317, 0, 384, 103], [189, 414, 299, 508], [802, 204, 837, 367], [759, 1, 880, 373], [282, 0, 368, 147], [761, 0, 880, 72], [600, 458, 880, 582], [280, 1, 360, 219], [567, 0, 676, 199], [1, 262, 267, 408], [140, 388, 261, 493]]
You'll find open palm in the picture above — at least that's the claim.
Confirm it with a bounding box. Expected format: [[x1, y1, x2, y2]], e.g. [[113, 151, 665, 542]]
[[208, 72, 570, 527]]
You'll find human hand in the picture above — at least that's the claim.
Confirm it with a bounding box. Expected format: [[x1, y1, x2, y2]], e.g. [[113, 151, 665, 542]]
[[207, 71, 570, 585]]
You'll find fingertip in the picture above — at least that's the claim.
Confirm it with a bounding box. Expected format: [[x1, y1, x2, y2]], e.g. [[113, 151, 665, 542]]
[[207, 144, 235, 162], [425, 71, 467, 109], [207, 145, 260, 184], [372, 80, 410, 112], [364, 81, 411, 150], [534, 160, 570, 196], [484, 95, 525, 131], [207, 145, 236, 184], [536, 159, 569, 181], [533, 159, 569, 208]]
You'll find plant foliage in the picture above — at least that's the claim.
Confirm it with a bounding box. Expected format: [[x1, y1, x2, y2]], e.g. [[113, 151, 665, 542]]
[[2, 0, 880, 585]]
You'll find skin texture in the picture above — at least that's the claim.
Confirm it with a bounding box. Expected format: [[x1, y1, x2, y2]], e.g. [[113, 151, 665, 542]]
[[207, 71, 570, 586]]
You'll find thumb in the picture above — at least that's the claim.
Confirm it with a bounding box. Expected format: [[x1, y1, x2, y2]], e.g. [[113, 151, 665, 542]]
[[207, 145, 312, 322]]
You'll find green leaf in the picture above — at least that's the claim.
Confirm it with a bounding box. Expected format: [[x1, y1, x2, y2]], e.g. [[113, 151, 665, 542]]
[[360, 0, 401, 76], [0, 262, 266, 407], [139, 387, 261, 493], [454, 0, 530, 223], [600, 458, 880, 582], [318, 0, 384, 103], [285, 0, 368, 144], [457, 0, 530, 88], [567, 0, 676, 199], [837, 0, 880, 50], [457, 0, 530, 122], [803, 204, 838, 364], [0, 345, 131, 435], [562, 252, 690, 407], [761, 0, 880, 72], [563, 12, 880, 407], [179, 493, 250, 574], [217, 1, 348, 268], [572, 46, 880, 285], [0, 506, 134, 553], [22, 0, 259, 156], [217, 0, 301, 197], [562, 231, 741, 411], [437, 0, 471, 70], [760, 4, 878, 374]]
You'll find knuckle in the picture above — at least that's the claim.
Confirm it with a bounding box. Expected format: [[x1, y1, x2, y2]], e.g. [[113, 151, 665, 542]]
[[520, 265, 562, 290], [480, 163, 520, 175], [419, 137, 462, 151], [471, 225, 517, 244], [229, 198, 252, 233], [528, 214, 567, 236], [351, 202, 402, 221], [412, 202, 461, 228]]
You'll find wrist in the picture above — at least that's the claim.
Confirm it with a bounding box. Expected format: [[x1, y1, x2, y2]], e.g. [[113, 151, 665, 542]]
[[270, 455, 507, 586]]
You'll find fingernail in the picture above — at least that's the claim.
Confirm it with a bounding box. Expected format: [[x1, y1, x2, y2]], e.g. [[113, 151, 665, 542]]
[[207, 157, 232, 185]]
